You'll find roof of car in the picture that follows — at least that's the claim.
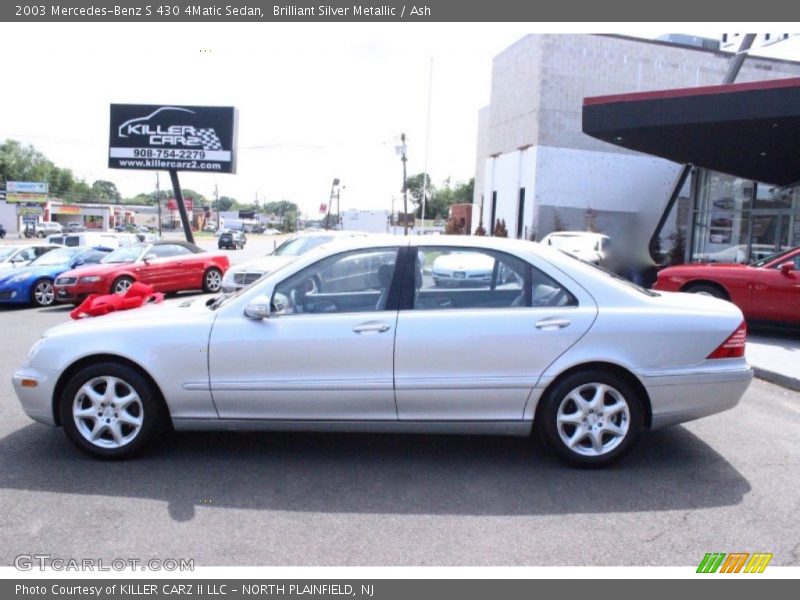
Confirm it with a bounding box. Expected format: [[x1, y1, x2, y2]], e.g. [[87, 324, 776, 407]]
[[146, 240, 204, 253]]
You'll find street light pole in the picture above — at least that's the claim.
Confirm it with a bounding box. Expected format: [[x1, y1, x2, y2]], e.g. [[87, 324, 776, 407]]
[[324, 178, 339, 230], [401, 133, 408, 236]]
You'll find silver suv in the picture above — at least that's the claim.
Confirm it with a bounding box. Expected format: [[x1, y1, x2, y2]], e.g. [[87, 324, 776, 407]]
[[34, 222, 64, 237]]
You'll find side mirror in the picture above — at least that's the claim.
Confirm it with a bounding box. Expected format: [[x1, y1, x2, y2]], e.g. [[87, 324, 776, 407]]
[[779, 261, 796, 277], [143, 253, 157, 263], [71, 258, 85, 268], [244, 296, 272, 320]]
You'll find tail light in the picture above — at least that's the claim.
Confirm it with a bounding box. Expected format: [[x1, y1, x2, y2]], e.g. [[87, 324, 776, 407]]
[[707, 321, 747, 359]]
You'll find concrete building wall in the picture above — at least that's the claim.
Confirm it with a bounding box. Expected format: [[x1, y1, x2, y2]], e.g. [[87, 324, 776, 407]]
[[475, 34, 800, 253]]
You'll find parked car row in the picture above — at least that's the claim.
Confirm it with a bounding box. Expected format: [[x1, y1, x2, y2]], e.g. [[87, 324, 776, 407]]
[[0, 241, 229, 307]]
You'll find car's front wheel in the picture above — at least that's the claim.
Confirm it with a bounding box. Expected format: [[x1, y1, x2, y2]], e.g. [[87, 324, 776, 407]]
[[59, 362, 167, 459], [203, 268, 223, 293], [537, 370, 643, 467], [31, 278, 55, 307], [111, 276, 134, 295]]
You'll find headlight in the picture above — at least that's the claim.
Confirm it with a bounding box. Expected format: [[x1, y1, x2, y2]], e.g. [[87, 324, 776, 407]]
[[79, 276, 103, 283]]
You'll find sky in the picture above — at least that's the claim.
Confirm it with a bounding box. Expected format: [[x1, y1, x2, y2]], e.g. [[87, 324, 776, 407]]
[[2, 23, 800, 218]]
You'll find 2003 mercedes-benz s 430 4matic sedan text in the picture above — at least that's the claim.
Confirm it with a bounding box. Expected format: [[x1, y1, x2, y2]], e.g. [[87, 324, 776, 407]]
[[13, 236, 753, 466]]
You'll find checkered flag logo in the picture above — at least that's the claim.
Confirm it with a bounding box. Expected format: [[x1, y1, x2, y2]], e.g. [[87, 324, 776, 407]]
[[195, 128, 223, 150]]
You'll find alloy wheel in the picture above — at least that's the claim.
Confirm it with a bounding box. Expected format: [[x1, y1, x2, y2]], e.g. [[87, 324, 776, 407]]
[[555, 382, 631, 457], [72, 376, 144, 449], [33, 280, 55, 306]]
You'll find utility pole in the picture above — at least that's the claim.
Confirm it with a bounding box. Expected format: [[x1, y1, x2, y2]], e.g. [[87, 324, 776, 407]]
[[214, 184, 219, 231], [336, 185, 344, 230], [400, 133, 408, 236], [156, 173, 162, 235]]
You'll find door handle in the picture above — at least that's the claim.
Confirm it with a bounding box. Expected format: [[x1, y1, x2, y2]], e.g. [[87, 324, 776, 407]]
[[353, 321, 391, 334], [535, 317, 571, 330]]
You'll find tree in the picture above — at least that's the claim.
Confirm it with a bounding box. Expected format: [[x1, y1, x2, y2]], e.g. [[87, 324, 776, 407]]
[[406, 173, 434, 215], [282, 211, 298, 233], [91, 180, 121, 203], [0, 139, 77, 196], [216, 196, 237, 212], [451, 178, 474, 204], [415, 176, 474, 220], [265, 200, 298, 217]]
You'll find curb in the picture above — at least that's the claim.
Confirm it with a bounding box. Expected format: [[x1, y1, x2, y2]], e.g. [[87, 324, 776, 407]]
[[752, 367, 800, 392]]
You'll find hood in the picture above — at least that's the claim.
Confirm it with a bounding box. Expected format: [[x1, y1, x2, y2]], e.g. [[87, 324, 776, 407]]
[[660, 262, 750, 276], [227, 254, 297, 275], [58, 262, 136, 279], [45, 295, 214, 338], [0, 263, 66, 283]]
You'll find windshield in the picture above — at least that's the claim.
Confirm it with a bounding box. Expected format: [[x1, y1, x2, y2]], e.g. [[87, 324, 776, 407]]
[[101, 245, 145, 264], [274, 235, 334, 256], [30, 248, 79, 266], [751, 247, 797, 268], [0, 248, 17, 261]]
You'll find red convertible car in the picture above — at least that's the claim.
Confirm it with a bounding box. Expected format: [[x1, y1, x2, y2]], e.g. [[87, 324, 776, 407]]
[[54, 241, 229, 304], [653, 246, 800, 325]]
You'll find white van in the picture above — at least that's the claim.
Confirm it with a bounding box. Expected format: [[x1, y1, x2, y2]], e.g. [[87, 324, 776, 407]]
[[46, 231, 136, 249]]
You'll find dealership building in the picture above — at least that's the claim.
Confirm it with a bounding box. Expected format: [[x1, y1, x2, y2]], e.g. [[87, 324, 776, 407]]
[[474, 34, 800, 265]]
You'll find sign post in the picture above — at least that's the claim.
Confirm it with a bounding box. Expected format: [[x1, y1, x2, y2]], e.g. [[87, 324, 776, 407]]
[[108, 104, 237, 243]]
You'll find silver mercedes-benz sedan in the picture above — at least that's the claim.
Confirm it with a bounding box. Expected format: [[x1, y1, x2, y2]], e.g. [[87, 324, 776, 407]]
[[12, 235, 752, 466]]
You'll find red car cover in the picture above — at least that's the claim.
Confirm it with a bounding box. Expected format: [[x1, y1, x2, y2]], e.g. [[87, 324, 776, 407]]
[[70, 282, 164, 319]]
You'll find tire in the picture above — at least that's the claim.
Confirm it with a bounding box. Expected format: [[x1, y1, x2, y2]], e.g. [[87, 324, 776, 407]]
[[59, 362, 167, 459], [31, 278, 55, 307], [537, 369, 643, 467], [684, 283, 727, 300], [202, 267, 223, 293], [111, 276, 134, 295]]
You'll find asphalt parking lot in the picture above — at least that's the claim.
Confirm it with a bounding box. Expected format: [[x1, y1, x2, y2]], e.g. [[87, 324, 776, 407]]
[[0, 235, 799, 567]]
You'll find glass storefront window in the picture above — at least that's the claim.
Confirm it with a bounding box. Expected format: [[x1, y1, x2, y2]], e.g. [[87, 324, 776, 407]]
[[690, 170, 800, 264], [691, 170, 753, 263]]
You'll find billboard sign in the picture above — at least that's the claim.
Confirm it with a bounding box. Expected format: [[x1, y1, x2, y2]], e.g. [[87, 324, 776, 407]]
[[6, 181, 48, 203], [167, 198, 194, 211], [109, 104, 237, 173]]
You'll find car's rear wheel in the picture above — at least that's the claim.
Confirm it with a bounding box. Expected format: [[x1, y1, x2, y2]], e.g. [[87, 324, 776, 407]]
[[31, 278, 55, 307], [111, 276, 134, 295], [59, 362, 167, 459], [203, 268, 223, 293], [684, 283, 727, 300], [537, 370, 642, 467]]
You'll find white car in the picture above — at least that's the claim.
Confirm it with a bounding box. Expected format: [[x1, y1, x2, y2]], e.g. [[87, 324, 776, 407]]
[[221, 230, 367, 292], [13, 235, 752, 466], [0, 244, 59, 274], [541, 231, 609, 265]]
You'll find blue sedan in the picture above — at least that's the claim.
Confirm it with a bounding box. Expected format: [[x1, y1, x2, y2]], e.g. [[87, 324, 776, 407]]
[[0, 246, 112, 307]]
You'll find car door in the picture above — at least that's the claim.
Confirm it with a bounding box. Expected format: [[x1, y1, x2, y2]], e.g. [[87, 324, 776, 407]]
[[393, 246, 598, 421], [208, 246, 402, 420], [137, 244, 193, 291], [748, 250, 800, 323]]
